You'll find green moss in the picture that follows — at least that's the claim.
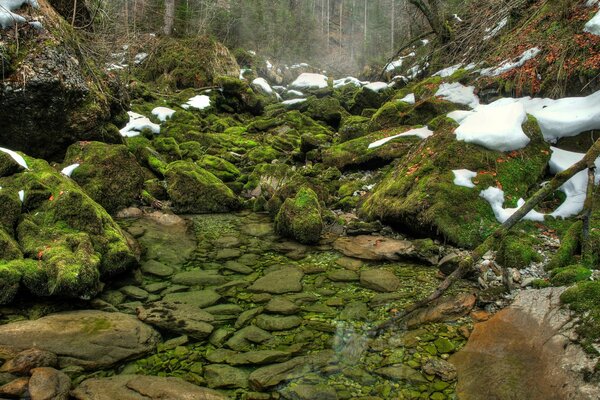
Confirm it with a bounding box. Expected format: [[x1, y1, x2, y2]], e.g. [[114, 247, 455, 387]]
[[0, 260, 23, 304], [246, 146, 282, 164], [339, 115, 371, 142], [497, 232, 541, 270], [197, 155, 240, 182], [153, 137, 182, 160], [550, 264, 591, 286], [531, 278, 551, 289], [561, 281, 600, 354], [304, 96, 348, 129], [350, 87, 394, 115], [547, 221, 582, 271], [0, 228, 22, 261], [275, 187, 323, 244]]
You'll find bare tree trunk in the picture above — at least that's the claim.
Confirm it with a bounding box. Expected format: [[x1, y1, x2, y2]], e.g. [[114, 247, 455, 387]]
[[327, 0, 330, 51], [371, 138, 600, 336], [408, 0, 450, 42], [340, 0, 343, 49], [582, 165, 597, 265], [164, 0, 175, 35], [390, 0, 394, 57], [363, 0, 367, 54], [351, 0, 355, 60]]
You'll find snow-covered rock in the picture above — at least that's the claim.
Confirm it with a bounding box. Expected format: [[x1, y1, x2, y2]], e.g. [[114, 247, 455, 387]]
[[480, 187, 545, 223], [435, 82, 479, 109], [433, 64, 463, 78], [61, 163, 80, 177], [119, 111, 160, 137], [368, 127, 433, 149], [0, 147, 28, 169], [364, 82, 389, 93], [182, 95, 211, 110], [398, 93, 416, 105], [151, 107, 176, 122], [251, 77, 273, 95], [290, 73, 328, 90], [584, 9, 600, 36], [0, 0, 39, 29]]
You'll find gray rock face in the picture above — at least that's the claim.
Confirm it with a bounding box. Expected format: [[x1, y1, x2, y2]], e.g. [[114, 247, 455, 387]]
[[248, 267, 304, 294], [0, 349, 58, 374], [71, 375, 227, 400], [0, 311, 160, 370], [28, 367, 70, 400], [359, 269, 400, 292], [136, 302, 214, 340], [451, 288, 600, 400]]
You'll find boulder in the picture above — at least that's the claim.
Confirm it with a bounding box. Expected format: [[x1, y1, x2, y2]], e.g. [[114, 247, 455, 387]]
[[0, 1, 125, 161], [28, 367, 70, 400], [333, 235, 416, 261], [63, 142, 144, 213], [255, 315, 302, 331], [204, 364, 248, 389], [165, 161, 241, 213], [136, 302, 214, 340], [406, 293, 476, 328], [0, 311, 160, 370], [71, 375, 226, 400], [359, 269, 400, 292], [248, 267, 304, 294], [0, 349, 58, 374], [274, 187, 323, 244]]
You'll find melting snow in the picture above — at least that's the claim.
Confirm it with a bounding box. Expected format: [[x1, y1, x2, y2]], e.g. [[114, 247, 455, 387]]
[[151, 107, 176, 122], [435, 82, 479, 109], [61, 163, 80, 177], [134, 53, 148, 65], [480, 47, 540, 77], [290, 73, 328, 90], [364, 82, 389, 93], [0, 0, 39, 29], [285, 89, 304, 98], [368, 127, 433, 149], [239, 68, 252, 80], [455, 102, 529, 151], [483, 17, 508, 40], [333, 77, 363, 88], [182, 95, 211, 110], [119, 111, 160, 137], [585, 9, 600, 36], [480, 187, 545, 223], [433, 64, 463, 78], [453, 169, 477, 188], [252, 77, 273, 95], [0, 147, 28, 169], [18, 189, 24, 203], [385, 52, 416, 72], [282, 98, 307, 106], [398, 93, 415, 104]]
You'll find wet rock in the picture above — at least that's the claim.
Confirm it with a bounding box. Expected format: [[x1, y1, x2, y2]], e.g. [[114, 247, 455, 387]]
[[136, 302, 214, 340], [203, 304, 244, 316], [162, 290, 221, 309], [451, 288, 600, 400], [171, 270, 229, 287], [360, 269, 400, 292], [375, 366, 428, 384], [235, 307, 264, 329], [226, 326, 273, 351], [406, 293, 476, 328], [28, 367, 70, 400], [241, 223, 273, 237], [0, 349, 58, 374], [120, 286, 149, 301], [223, 261, 253, 274], [249, 350, 337, 390], [265, 297, 300, 315], [422, 359, 457, 382], [226, 350, 292, 366], [274, 187, 323, 244], [141, 260, 175, 278], [335, 257, 363, 271], [327, 269, 359, 282], [284, 383, 338, 400], [255, 315, 302, 331], [204, 364, 248, 389], [215, 248, 242, 260], [0, 311, 159, 370], [248, 267, 304, 294], [71, 374, 226, 399], [0, 376, 29, 397], [333, 235, 416, 261], [339, 302, 369, 321]]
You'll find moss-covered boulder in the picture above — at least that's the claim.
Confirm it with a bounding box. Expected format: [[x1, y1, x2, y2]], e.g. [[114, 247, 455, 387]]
[[63, 142, 145, 214], [138, 36, 239, 89], [197, 155, 240, 182], [304, 96, 349, 129], [215, 76, 264, 115], [0, 151, 26, 177], [370, 98, 460, 131], [165, 161, 241, 213], [322, 128, 420, 171], [275, 187, 323, 244], [349, 86, 394, 115], [0, 157, 136, 303], [0, 1, 126, 161], [339, 116, 371, 142], [362, 117, 551, 248]]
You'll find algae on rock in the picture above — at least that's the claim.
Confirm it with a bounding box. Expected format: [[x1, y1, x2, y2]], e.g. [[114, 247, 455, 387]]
[[275, 187, 323, 244]]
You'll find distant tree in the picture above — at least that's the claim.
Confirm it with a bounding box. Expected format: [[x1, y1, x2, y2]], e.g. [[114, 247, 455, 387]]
[[164, 0, 175, 35], [407, 0, 450, 42]]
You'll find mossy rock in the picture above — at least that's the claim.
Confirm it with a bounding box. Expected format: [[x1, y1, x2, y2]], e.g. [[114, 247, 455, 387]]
[[361, 116, 551, 248], [371, 98, 461, 131], [274, 187, 323, 244], [197, 155, 240, 182], [138, 36, 239, 89], [339, 115, 371, 142], [63, 142, 145, 214], [496, 232, 541, 270], [550, 264, 592, 286], [165, 161, 241, 213], [349, 86, 394, 115], [0, 157, 136, 303], [0, 152, 25, 177], [561, 281, 600, 353], [304, 96, 349, 129], [547, 221, 582, 271], [0, 228, 22, 261], [322, 128, 420, 171], [153, 137, 182, 161]]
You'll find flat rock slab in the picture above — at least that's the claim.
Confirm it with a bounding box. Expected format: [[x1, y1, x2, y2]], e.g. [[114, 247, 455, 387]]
[[0, 311, 160, 370], [248, 267, 304, 294], [136, 302, 214, 340], [451, 288, 600, 400], [162, 290, 221, 309], [360, 269, 400, 292], [255, 315, 302, 331], [71, 375, 226, 400], [171, 271, 229, 287], [333, 235, 415, 261], [406, 293, 476, 328]]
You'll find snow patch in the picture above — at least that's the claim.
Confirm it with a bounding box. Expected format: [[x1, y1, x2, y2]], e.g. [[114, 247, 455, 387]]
[[435, 82, 479, 109], [239, 68, 252, 80], [290, 73, 328, 90], [252, 77, 273, 95], [452, 169, 477, 188], [385, 52, 416, 72], [61, 163, 80, 177], [584, 9, 600, 37], [480, 47, 540, 77], [0, 147, 28, 169], [282, 98, 307, 106], [182, 95, 211, 110], [433, 63, 463, 78], [483, 17, 508, 40], [398, 93, 415, 105], [285, 89, 304, 98], [151, 107, 176, 122], [480, 187, 545, 223], [455, 102, 529, 152], [333, 76, 363, 88], [119, 111, 160, 137], [368, 127, 433, 149], [364, 82, 389, 93], [134, 53, 148, 65], [18, 189, 24, 203]]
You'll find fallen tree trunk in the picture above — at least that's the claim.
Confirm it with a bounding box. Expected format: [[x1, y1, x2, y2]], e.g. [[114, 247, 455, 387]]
[[370, 138, 600, 336]]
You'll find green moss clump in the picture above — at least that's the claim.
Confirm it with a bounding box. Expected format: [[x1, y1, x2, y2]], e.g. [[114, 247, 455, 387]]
[[547, 221, 582, 271], [197, 155, 240, 182], [550, 264, 591, 286], [0, 151, 25, 177], [153, 137, 182, 161], [165, 161, 241, 213], [304, 96, 348, 129], [246, 146, 282, 164], [497, 232, 541, 270], [63, 142, 145, 214], [339, 115, 371, 142], [350, 87, 394, 115], [0, 261, 24, 304], [561, 281, 600, 354], [275, 187, 323, 244], [0, 228, 22, 260]]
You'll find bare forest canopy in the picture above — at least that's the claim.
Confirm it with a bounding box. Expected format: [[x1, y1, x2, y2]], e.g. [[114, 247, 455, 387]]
[[94, 0, 457, 75]]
